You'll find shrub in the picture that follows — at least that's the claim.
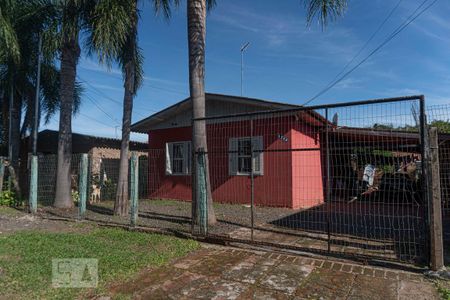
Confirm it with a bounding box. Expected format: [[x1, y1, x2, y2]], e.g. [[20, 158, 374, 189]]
[[0, 190, 22, 206]]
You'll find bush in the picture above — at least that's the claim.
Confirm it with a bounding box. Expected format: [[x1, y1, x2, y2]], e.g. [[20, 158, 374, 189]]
[[0, 190, 21, 206]]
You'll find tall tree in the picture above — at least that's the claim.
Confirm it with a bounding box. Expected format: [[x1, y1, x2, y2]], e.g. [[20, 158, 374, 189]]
[[187, 0, 348, 225], [53, 0, 84, 208], [90, 0, 177, 216], [54, 0, 131, 208], [113, 0, 141, 216], [0, 0, 77, 194], [188, 0, 217, 225]]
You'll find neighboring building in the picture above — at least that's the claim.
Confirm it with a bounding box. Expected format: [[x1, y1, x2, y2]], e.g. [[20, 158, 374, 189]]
[[22, 129, 148, 173], [20, 130, 149, 203], [131, 93, 326, 209]]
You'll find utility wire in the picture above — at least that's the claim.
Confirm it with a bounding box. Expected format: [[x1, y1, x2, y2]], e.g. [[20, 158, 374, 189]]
[[84, 93, 120, 125], [324, 0, 403, 92], [77, 75, 169, 118], [303, 0, 438, 106], [78, 112, 118, 128]]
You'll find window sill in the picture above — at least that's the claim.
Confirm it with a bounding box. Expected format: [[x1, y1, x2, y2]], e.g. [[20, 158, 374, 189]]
[[166, 173, 191, 176], [232, 173, 263, 177]]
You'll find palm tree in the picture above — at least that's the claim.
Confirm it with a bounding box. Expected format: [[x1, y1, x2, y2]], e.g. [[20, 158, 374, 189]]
[[53, 0, 84, 208], [90, 0, 177, 216], [187, 0, 217, 225], [112, 0, 142, 216], [53, 0, 132, 208], [187, 0, 348, 225], [0, 0, 79, 196]]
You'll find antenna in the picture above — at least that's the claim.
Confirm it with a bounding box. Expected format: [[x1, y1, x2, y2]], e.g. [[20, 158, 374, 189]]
[[240, 42, 251, 96]]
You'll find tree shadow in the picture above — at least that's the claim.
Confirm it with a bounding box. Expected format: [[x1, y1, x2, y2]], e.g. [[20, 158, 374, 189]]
[[269, 201, 426, 263]]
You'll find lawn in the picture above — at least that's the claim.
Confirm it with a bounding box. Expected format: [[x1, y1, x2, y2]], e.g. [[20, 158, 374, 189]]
[[0, 227, 199, 299]]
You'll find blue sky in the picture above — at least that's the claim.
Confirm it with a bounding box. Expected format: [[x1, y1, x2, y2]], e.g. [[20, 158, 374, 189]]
[[42, 0, 450, 141]]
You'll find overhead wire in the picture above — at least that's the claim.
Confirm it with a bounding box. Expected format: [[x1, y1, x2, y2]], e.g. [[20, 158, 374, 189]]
[[303, 0, 438, 106]]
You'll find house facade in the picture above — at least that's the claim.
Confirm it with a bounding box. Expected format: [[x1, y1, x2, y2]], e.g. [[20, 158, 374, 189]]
[[131, 93, 326, 209]]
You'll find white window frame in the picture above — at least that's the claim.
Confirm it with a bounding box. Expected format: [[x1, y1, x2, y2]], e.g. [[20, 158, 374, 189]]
[[229, 136, 264, 176], [165, 141, 191, 176]]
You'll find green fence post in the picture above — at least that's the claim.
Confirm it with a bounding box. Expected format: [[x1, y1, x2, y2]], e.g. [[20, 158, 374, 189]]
[[78, 154, 88, 220], [0, 157, 4, 192], [197, 149, 207, 235], [29, 155, 38, 213], [130, 152, 139, 227]]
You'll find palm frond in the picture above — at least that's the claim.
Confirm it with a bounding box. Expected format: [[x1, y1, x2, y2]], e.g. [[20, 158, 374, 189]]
[[305, 0, 348, 29], [86, 0, 132, 66], [0, 4, 20, 63]]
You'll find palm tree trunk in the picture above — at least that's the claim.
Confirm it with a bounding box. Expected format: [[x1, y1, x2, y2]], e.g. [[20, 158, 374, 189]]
[[188, 0, 216, 225], [54, 32, 80, 209], [114, 2, 137, 217], [114, 62, 135, 216], [10, 93, 21, 169], [9, 91, 22, 196]]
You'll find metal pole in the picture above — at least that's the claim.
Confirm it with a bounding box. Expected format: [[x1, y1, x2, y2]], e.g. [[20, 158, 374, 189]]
[[240, 51, 243, 96], [78, 154, 88, 220], [419, 95, 431, 263], [240, 42, 250, 96], [130, 152, 139, 227], [32, 34, 43, 156], [250, 119, 255, 241], [326, 108, 331, 253]]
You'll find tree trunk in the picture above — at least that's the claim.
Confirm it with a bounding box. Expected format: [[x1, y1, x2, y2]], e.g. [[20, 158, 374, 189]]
[[114, 62, 135, 217], [10, 93, 21, 169], [9, 90, 22, 195], [188, 0, 216, 225], [54, 30, 80, 209], [114, 2, 137, 217]]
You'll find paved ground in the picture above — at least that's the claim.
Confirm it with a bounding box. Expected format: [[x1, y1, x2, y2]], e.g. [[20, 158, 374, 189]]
[[107, 246, 440, 300], [0, 207, 443, 299], [41, 199, 426, 263]]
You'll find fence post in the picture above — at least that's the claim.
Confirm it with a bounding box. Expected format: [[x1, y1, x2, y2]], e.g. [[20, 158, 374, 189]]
[[0, 157, 4, 192], [78, 154, 88, 220], [29, 155, 38, 213], [130, 152, 139, 227], [197, 148, 207, 235], [428, 127, 444, 271], [325, 108, 331, 253], [250, 119, 255, 241]]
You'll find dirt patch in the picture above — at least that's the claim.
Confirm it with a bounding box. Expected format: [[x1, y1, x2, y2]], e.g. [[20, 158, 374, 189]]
[[0, 207, 96, 235]]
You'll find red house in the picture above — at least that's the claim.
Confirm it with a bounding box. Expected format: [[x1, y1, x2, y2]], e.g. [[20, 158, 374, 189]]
[[131, 93, 326, 209]]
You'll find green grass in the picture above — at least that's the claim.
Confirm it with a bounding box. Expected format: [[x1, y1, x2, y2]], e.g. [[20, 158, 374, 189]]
[[0, 228, 199, 299], [437, 285, 450, 300]]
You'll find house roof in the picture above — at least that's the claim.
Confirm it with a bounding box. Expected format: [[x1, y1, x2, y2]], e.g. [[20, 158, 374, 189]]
[[131, 93, 325, 133], [23, 130, 148, 154]]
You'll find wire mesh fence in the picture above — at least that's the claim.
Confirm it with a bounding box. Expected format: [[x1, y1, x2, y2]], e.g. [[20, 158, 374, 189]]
[[12, 95, 450, 266], [192, 96, 428, 263]]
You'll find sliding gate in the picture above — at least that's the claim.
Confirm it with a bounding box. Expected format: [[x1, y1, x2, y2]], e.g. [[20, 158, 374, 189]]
[[193, 96, 429, 264]]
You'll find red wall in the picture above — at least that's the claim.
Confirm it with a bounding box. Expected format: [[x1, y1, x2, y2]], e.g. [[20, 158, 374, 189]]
[[147, 117, 324, 209]]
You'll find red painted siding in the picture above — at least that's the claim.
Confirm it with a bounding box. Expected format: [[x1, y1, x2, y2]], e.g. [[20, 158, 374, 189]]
[[147, 117, 324, 208]]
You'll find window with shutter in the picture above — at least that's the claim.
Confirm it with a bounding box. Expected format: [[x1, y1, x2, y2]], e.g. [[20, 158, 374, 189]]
[[229, 136, 264, 176], [165, 141, 191, 176]]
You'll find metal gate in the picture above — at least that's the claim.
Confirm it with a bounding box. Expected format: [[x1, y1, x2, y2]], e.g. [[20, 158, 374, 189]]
[[193, 95, 428, 264]]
